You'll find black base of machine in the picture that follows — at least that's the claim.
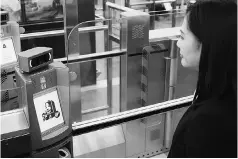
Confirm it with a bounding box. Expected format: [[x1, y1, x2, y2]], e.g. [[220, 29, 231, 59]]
[[31, 136, 73, 158], [1, 133, 31, 158]]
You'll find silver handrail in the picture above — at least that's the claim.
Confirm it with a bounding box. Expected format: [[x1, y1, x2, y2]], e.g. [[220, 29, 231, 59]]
[[72, 95, 193, 135], [65, 49, 126, 64], [106, 2, 135, 12], [130, 0, 176, 6], [78, 25, 108, 34], [20, 30, 64, 40], [20, 15, 105, 40], [95, 14, 105, 20], [109, 34, 120, 44]]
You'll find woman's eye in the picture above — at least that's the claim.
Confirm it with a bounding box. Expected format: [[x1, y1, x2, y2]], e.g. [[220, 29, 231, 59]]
[[178, 35, 184, 40]]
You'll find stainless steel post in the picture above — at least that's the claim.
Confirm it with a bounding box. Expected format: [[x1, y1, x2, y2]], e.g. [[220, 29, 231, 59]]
[[150, 0, 156, 30], [119, 13, 127, 112], [125, 0, 130, 7], [106, 21, 113, 114], [171, 1, 177, 27], [105, 4, 113, 115], [164, 38, 179, 149], [120, 11, 150, 157]]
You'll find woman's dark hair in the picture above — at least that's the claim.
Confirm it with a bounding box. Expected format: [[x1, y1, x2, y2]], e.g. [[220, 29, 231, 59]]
[[186, 0, 237, 103]]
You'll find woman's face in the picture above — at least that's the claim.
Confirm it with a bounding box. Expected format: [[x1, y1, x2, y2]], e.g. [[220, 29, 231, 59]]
[[177, 16, 202, 70], [45, 103, 51, 110]]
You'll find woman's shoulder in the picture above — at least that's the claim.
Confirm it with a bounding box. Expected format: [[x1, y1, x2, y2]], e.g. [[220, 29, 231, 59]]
[[183, 103, 237, 157], [193, 94, 236, 116], [172, 93, 236, 138], [186, 95, 236, 138], [184, 94, 236, 133], [189, 94, 236, 131]]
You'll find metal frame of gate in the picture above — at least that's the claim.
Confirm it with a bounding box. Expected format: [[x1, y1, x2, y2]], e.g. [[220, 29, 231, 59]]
[[102, 0, 178, 30]]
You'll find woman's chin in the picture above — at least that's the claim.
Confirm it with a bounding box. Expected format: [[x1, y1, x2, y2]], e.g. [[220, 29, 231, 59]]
[[181, 59, 198, 71], [181, 58, 188, 67]]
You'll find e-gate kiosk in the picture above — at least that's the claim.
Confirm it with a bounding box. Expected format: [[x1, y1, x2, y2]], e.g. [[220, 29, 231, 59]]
[[1, 10, 21, 112], [1, 11, 31, 158], [1, 11, 73, 157], [14, 47, 73, 157]]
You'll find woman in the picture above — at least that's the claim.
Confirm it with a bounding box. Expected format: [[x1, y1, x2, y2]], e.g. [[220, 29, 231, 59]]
[[168, 0, 237, 157]]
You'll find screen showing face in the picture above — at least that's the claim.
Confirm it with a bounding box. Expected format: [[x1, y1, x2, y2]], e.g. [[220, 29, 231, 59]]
[[33, 89, 64, 134], [0, 37, 17, 66]]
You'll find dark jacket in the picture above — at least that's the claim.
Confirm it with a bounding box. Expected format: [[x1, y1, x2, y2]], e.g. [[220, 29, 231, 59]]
[[168, 94, 237, 158]]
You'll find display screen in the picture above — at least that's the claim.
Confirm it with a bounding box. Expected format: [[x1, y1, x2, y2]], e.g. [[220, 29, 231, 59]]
[[33, 89, 64, 135], [25, 0, 63, 22], [0, 37, 17, 67]]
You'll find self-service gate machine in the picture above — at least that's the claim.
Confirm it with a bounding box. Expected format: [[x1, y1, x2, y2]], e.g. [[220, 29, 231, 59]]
[[14, 47, 73, 157], [1, 11, 31, 158], [1, 10, 21, 112]]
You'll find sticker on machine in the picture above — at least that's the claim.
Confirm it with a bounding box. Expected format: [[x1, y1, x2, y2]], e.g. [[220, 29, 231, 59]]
[[0, 37, 17, 66], [33, 90, 64, 133]]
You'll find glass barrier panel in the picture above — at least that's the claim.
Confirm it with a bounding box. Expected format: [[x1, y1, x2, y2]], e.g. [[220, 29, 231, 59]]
[[67, 19, 114, 56], [95, 0, 125, 15], [67, 18, 123, 124], [72, 110, 174, 158], [66, 11, 195, 125], [150, 9, 186, 29], [68, 56, 120, 124], [101, 0, 186, 30]]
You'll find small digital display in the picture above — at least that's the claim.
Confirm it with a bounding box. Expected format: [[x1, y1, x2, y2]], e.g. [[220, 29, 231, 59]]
[[0, 37, 17, 66], [33, 88, 64, 135]]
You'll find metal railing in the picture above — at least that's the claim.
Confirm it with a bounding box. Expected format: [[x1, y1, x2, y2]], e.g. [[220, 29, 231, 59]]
[[66, 49, 126, 64], [105, 2, 135, 12], [20, 30, 64, 40], [104, 0, 178, 30], [129, 0, 176, 6], [20, 15, 105, 40], [72, 95, 193, 135]]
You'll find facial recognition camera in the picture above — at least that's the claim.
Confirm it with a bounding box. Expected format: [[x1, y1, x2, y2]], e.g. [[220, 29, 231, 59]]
[[18, 47, 53, 73]]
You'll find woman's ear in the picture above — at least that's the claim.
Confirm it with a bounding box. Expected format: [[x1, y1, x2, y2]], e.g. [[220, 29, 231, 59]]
[[197, 42, 202, 52]]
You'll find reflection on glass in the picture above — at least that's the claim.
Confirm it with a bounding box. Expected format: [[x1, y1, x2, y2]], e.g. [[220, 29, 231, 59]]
[[25, 0, 63, 21]]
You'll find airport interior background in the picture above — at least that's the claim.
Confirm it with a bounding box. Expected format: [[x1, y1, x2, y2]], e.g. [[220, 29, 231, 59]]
[[1, 0, 199, 158]]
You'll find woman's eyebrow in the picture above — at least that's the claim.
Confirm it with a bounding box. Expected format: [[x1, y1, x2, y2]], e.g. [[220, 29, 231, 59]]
[[180, 30, 185, 35]]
